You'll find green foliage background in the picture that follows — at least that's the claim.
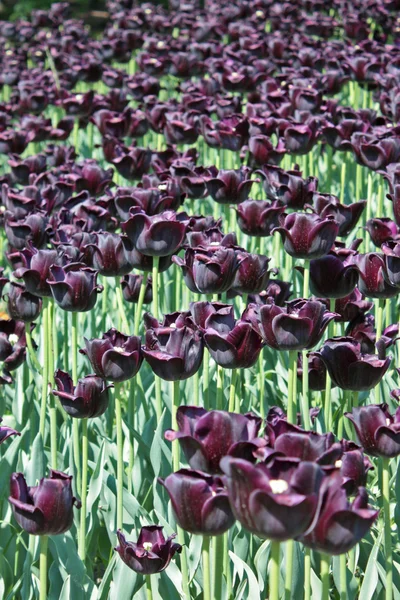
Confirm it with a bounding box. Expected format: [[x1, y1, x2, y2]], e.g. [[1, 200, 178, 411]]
[[0, 0, 98, 20]]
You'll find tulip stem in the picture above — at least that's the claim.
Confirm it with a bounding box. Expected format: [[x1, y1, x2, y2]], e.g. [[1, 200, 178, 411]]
[[115, 382, 124, 531], [115, 277, 130, 333], [127, 381, 135, 494], [47, 301, 57, 469], [228, 369, 237, 412], [203, 349, 210, 410], [134, 276, 147, 336], [284, 540, 294, 600], [304, 547, 311, 600], [155, 375, 162, 421], [340, 553, 347, 600], [171, 380, 180, 471], [216, 365, 224, 410], [79, 418, 88, 562], [287, 351, 297, 424], [39, 535, 48, 600], [382, 457, 393, 600], [302, 259, 310, 431], [375, 298, 384, 404], [25, 325, 42, 373], [258, 350, 265, 419], [145, 574, 152, 600], [320, 553, 330, 600], [202, 536, 211, 600], [213, 535, 224, 600], [270, 540, 280, 600], [39, 298, 49, 438], [152, 256, 160, 320], [71, 312, 81, 494]]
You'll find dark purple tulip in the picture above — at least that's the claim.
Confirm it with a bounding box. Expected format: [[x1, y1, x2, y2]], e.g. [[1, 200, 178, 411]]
[[339, 442, 373, 496], [114, 187, 183, 220], [78, 161, 114, 196], [315, 194, 366, 238], [48, 265, 103, 312], [272, 428, 342, 466], [299, 471, 377, 555], [159, 470, 235, 536], [382, 240, 400, 288], [206, 168, 256, 205], [13, 247, 59, 298], [115, 527, 181, 575], [123, 210, 186, 257], [331, 289, 373, 323], [9, 470, 80, 535], [0, 268, 9, 298], [6, 282, 42, 323], [203, 305, 264, 369], [236, 199, 285, 237], [175, 246, 241, 295], [85, 232, 134, 277], [284, 122, 319, 155], [0, 417, 19, 444], [243, 299, 336, 351], [365, 218, 399, 248], [221, 456, 324, 541], [317, 336, 391, 391], [297, 352, 333, 392], [274, 213, 339, 260], [249, 279, 292, 307], [80, 329, 143, 383], [143, 324, 203, 381], [165, 407, 264, 474], [53, 369, 112, 419], [248, 135, 285, 166], [354, 253, 399, 299], [309, 255, 359, 299], [121, 274, 152, 304], [0, 319, 28, 371], [4, 212, 49, 250], [258, 165, 318, 210], [345, 404, 400, 458], [232, 252, 271, 295]]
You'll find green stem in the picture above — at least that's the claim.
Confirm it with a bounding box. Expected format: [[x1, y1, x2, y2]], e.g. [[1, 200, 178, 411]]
[[79, 418, 88, 561], [228, 369, 237, 412], [115, 277, 130, 332], [216, 365, 224, 410], [25, 325, 42, 373], [203, 349, 210, 410], [287, 351, 297, 424], [340, 162, 346, 204], [39, 299, 49, 437], [213, 535, 224, 600], [284, 540, 294, 600], [270, 540, 280, 600], [177, 527, 190, 599], [304, 547, 311, 600], [258, 349, 265, 419], [172, 380, 180, 472], [71, 312, 81, 493], [134, 276, 147, 336], [375, 298, 384, 404], [146, 574, 152, 600], [47, 302, 57, 469], [321, 554, 330, 600], [115, 382, 124, 531], [340, 553, 347, 600], [382, 457, 393, 600], [202, 536, 211, 600], [152, 256, 160, 320], [39, 535, 48, 600], [193, 370, 199, 406], [223, 531, 232, 599], [302, 260, 311, 430], [154, 375, 162, 422], [127, 381, 135, 494]]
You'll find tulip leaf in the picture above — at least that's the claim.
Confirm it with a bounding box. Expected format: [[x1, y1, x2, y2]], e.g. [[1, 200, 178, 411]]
[[87, 440, 105, 513], [359, 528, 383, 600], [332, 555, 358, 600], [229, 550, 261, 600], [25, 431, 45, 486], [254, 539, 270, 590], [110, 554, 139, 599], [58, 576, 85, 600]]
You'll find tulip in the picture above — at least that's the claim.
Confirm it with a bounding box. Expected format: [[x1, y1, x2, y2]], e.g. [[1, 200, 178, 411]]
[[165, 407, 264, 473], [249, 279, 292, 307], [236, 199, 286, 237], [121, 274, 152, 304], [4, 212, 50, 250], [9, 470, 80, 535], [382, 240, 400, 287], [115, 527, 181, 575], [365, 218, 399, 248], [274, 212, 339, 260], [6, 282, 42, 322], [339, 442, 373, 495], [315, 194, 366, 237], [206, 167, 255, 205], [159, 469, 235, 536], [329, 289, 373, 323], [0, 417, 19, 444], [47, 264, 103, 312], [53, 369, 112, 419], [309, 254, 359, 298], [297, 352, 334, 392], [84, 232, 134, 277], [345, 404, 400, 458], [80, 329, 143, 382], [123, 209, 186, 257], [354, 253, 398, 298], [13, 247, 60, 298], [231, 252, 272, 294], [0, 319, 28, 371], [258, 164, 318, 210]]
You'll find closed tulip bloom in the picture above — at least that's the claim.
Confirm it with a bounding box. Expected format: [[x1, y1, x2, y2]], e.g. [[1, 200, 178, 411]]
[[258, 165, 318, 210], [382, 240, 400, 287], [365, 218, 399, 248], [0, 417, 19, 444], [317, 337, 391, 391], [6, 282, 42, 322], [9, 470, 80, 535], [221, 456, 324, 541], [309, 254, 359, 298], [354, 253, 398, 299], [274, 212, 339, 260], [331, 289, 373, 323], [297, 352, 334, 392], [4, 212, 50, 250], [115, 527, 181, 575], [243, 299, 336, 351], [315, 195, 366, 237], [249, 279, 292, 307], [345, 404, 400, 458], [14, 247, 59, 297], [165, 407, 264, 473], [232, 252, 271, 294], [47, 264, 103, 312], [159, 469, 235, 536], [123, 209, 186, 257], [121, 274, 152, 304], [0, 319, 28, 371], [236, 199, 286, 237], [204, 305, 264, 368], [143, 325, 203, 381], [339, 443, 373, 496], [299, 471, 378, 555], [53, 369, 112, 418], [80, 329, 143, 382], [206, 167, 256, 205], [85, 232, 134, 277]]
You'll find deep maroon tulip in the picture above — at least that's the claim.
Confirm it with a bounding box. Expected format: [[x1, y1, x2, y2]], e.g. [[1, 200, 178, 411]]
[[315, 194, 366, 237], [345, 404, 400, 458], [382, 240, 400, 288], [248, 135, 285, 166], [9, 470, 80, 535], [258, 165, 317, 210], [249, 279, 292, 307], [365, 218, 398, 248], [173, 246, 241, 295], [80, 329, 143, 383], [143, 323, 203, 381], [48, 264, 103, 312], [354, 253, 398, 299], [331, 289, 373, 323], [123, 210, 186, 257], [0, 319, 28, 371], [232, 252, 271, 295], [236, 199, 285, 237], [4, 212, 49, 250], [0, 417, 19, 444], [6, 282, 42, 322], [121, 274, 152, 304], [243, 300, 336, 351], [159, 470, 235, 536], [85, 232, 134, 277], [272, 428, 342, 466], [221, 456, 324, 541], [284, 122, 319, 155], [339, 442, 373, 496], [274, 213, 339, 260], [165, 407, 264, 473], [53, 369, 112, 419], [115, 527, 181, 575], [317, 337, 391, 391], [299, 471, 377, 555], [297, 352, 333, 392], [203, 305, 264, 368], [114, 187, 183, 221], [309, 255, 359, 299], [77, 161, 113, 196], [13, 247, 59, 298], [206, 168, 255, 205]]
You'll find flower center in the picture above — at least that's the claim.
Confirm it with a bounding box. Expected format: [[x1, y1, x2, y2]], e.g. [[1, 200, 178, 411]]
[[269, 479, 289, 494], [9, 334, 19, 345], [386, 418, 391, 426], [334, 460, 342, 468], [143, 542, 153, 551], [114, 346, 125, 354]]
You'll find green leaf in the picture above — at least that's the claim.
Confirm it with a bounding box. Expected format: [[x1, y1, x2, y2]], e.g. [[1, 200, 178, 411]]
[[229, 550, 260, 600], [359, 528, 383, 600], [25, 432, 45, 486]]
